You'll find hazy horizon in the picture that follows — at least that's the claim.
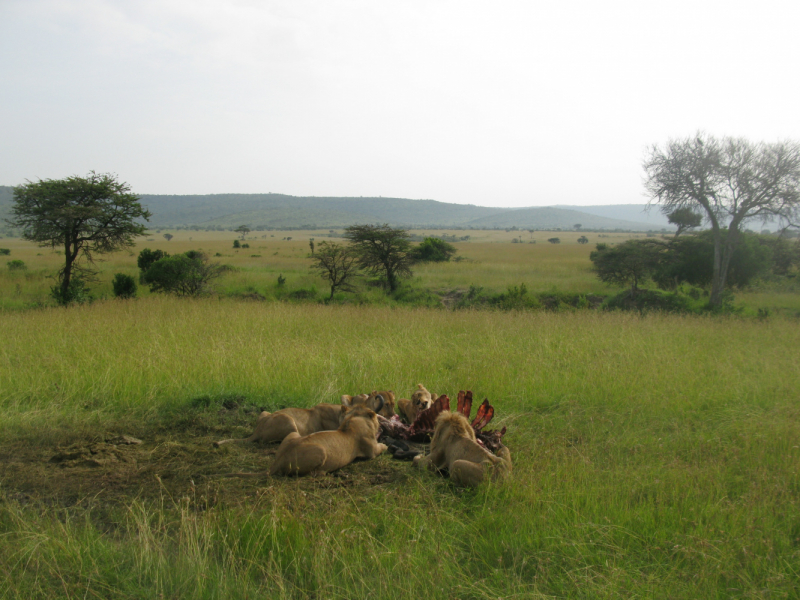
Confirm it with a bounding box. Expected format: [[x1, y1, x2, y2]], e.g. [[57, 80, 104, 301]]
[[3, 1, 798, 208]]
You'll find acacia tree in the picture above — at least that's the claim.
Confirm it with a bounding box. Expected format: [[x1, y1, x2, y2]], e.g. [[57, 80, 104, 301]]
[[310, 241, 359, 300], [590, 240, 664, 297], [235, 225, 250, 240], [8, 173, 150, 304], [343, 224, 414, 292], [666, 207, 702, 238], [644, 134, 800, 307]]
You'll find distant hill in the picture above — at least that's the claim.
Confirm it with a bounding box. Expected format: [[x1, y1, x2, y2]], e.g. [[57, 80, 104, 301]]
[[137, 193, 663, 231], [464, 206, 655, 230], [0, 186, 671, 232], [554, 204, 671, 229]]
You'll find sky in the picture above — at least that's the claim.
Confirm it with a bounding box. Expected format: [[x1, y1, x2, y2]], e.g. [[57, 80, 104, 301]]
[[2, 0, 799, 208]]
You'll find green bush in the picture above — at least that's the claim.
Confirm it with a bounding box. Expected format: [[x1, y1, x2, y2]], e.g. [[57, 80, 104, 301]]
[[112, 273, 137, 299], [137, 248, 169, 272], [50, 277, 91, 305], [143, 251, 223, 297], [7, 259, 26, 271], [0, 248, 10, 255], [233, 240, 240, 248], [411, 238, 457, 262]]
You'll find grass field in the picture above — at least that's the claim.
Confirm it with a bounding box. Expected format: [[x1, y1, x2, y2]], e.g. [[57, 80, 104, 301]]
[[1, 232, 799, 598]]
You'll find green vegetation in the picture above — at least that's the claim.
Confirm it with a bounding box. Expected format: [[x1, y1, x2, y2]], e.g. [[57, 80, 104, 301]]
[[8, 173, 150, 305], [111, 273, 137, 299], [644, 134, 800, 307], [142, 250, 225, 297], [0, 299, 798, 598]]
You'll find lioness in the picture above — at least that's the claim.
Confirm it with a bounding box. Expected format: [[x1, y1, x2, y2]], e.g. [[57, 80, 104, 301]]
[[413, 411, 511, 487], [270, 403, 388, 476], [342, 390, 396, 418], [398, 384, 436, 424], [213, 403, 343, 447]]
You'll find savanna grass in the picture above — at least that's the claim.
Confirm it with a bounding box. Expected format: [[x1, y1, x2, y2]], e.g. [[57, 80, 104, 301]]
[[1, 298, 799, 598]]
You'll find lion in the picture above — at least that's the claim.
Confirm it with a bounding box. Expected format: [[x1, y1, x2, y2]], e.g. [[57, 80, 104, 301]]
[[269, 403, 388, 476], [398, 384, 436, 424], [413, 411, 511, 487], [213, 403, 343, 447], [341, 390, 396, 418]]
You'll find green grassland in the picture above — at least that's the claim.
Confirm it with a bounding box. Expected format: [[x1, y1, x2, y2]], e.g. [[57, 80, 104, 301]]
[[1, 231, 799, 599]]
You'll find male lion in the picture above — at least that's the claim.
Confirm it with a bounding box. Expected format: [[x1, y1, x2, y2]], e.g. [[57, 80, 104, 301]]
[[213, 403, 343, 447], [398, 384, 436, 424], [270, 403, 388, 476], [341, 390, 396, 418], [413, 411, 511, 487]]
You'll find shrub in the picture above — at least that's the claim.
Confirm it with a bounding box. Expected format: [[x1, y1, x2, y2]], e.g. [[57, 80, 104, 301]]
[[143, 251, 224, 297], [7, 259, 26, 271], [411, 237, 457, 262], [112, 273, 137, 298], [233, 240, 240, 248], [0, 248, 10, 255], [548, 238, 561, 244], [51, 277, 91, 305], [137, 248, 169, 272], [277, 274, 286, 286]]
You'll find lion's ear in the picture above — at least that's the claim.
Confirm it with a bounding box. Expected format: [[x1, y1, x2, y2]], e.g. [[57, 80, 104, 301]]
[[417, 383, 424, 390], [341, 395, 352, 407], [340, 404, 349, 415]]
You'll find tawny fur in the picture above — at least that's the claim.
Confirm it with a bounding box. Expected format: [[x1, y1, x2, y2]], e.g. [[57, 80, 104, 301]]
[[413, 411, 511, 487], [341, 390, 396, 418], [398, 383, 436, 424], [269, 405, 388, 476], [213, 404, 343, 447]]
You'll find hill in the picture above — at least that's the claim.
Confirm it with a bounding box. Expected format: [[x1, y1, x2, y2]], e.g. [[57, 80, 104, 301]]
[[138, 193, 660, 231], [0, 187, 667, 232]]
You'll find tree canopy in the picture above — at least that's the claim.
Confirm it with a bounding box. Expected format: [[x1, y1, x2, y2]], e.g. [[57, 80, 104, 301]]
[[8, 173, 150, 304], [343, 224, 414, 292], [644, 134, 800, 306]]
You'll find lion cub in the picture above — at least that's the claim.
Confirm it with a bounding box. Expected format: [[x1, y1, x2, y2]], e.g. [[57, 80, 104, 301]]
[[341, 390, 396, 418], [270, 403, 388, 476], [398, 384, 436, 424], [213, 403, 343, 447], [413, 411, 511, 487]]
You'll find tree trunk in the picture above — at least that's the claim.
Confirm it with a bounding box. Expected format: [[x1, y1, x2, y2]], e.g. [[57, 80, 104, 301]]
[[61, 236, 73, 302]]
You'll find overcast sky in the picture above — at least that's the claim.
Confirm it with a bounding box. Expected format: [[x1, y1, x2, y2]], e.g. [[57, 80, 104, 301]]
[[2, 1, 798, 207]]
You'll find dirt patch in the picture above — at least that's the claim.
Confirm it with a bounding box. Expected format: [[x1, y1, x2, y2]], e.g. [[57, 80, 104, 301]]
[[0, 416, 415, 512]]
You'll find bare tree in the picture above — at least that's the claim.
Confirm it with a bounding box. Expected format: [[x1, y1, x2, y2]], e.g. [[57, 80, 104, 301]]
[[644, 134, 800, 307], [310, 241, 359, 300]]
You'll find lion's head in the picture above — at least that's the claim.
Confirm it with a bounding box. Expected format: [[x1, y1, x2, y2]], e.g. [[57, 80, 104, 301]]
[[339, 404, 382, 439], [411, 383, 434, 414], [430, 411, 476, 447]]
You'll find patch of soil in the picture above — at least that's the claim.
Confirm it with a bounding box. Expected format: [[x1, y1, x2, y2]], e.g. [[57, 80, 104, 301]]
[[0, 416, 413, 512]]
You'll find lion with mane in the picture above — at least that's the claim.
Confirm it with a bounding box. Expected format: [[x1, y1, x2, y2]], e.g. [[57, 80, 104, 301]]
[[413, 411, 511, 487]]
